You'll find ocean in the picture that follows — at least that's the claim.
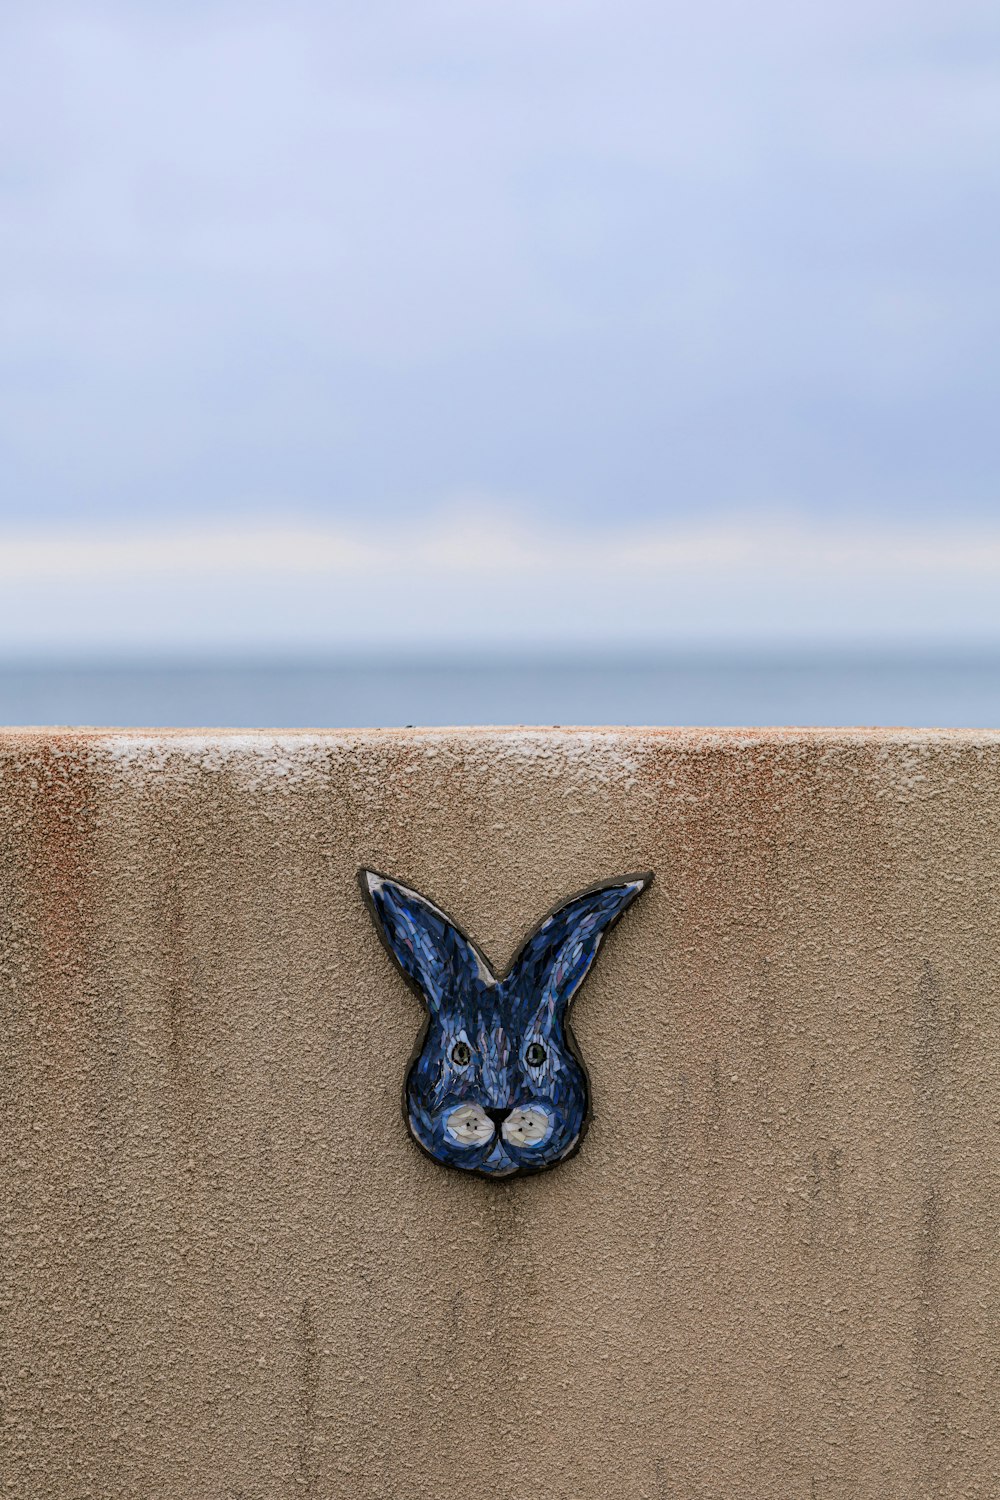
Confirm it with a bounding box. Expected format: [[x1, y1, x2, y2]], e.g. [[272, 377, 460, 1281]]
[[1, 652, 999, 728]]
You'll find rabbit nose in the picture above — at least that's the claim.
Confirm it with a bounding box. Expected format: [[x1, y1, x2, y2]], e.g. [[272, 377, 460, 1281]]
[[485, 1106, 512, 1128]]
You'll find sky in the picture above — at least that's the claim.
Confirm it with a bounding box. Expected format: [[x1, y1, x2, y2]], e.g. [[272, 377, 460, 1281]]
[[1, 1, 999, 652]]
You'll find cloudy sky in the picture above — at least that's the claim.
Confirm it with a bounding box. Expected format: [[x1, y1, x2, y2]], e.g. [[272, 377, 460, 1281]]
[[1, 1, 999, 652]]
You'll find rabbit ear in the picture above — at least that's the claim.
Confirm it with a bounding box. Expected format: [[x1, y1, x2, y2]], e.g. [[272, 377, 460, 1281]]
[[507, 872, 653, 1014], [359, 869, 496, 1014]]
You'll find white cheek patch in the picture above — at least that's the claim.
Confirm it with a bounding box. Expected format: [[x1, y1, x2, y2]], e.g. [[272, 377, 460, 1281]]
[[501, 1107, 552, 1148], [444, 1103, 493, 1147]]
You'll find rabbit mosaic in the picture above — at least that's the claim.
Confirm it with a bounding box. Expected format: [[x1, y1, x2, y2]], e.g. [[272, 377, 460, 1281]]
[[359, 868, 653, 1178]]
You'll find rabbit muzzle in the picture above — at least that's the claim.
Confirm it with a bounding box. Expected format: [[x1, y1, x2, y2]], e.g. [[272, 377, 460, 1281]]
[[443, 1100, 554, 1144]]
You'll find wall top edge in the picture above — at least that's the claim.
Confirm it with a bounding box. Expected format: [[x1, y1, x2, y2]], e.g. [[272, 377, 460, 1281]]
[[1, 725, 999, 745]]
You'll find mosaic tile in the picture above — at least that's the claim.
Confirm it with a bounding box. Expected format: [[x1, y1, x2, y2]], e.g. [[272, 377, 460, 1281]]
[[359, 867, 653, 1178]]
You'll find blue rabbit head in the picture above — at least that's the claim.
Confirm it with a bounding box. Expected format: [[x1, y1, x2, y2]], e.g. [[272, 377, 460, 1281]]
[[359, 869, 653, 1178]]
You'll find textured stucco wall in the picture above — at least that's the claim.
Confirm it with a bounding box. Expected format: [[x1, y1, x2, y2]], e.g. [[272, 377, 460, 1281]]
[[1, 727, 999, 1499]]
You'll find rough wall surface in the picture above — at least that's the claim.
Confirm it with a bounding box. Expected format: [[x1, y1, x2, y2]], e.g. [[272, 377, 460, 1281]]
[[1, 727, 999, 1500]]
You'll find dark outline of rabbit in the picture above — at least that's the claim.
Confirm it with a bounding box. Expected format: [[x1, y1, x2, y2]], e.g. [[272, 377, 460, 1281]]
[[358, 867, 653, 1178]]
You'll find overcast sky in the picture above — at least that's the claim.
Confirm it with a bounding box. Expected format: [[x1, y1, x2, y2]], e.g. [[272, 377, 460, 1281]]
[[1, 2, 999, 649]]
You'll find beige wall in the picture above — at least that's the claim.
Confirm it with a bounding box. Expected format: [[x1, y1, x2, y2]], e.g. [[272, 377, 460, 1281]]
[[1, 727, 999, 1499]]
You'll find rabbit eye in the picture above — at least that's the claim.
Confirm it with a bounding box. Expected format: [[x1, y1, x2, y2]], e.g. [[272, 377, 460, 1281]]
[[450, 1040, 472, 1067], [525, 1041, 547, 1067]]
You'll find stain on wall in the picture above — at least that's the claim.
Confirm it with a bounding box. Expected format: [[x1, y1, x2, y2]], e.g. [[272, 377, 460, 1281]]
[[1, 727, 999, 1499]]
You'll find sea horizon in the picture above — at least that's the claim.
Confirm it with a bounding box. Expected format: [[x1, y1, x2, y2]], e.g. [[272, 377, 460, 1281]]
[[1, 646, 999, 729]]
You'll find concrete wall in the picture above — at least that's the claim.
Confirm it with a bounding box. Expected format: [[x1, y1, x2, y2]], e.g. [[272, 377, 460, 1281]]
[[1, 727, 999, 1499]]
